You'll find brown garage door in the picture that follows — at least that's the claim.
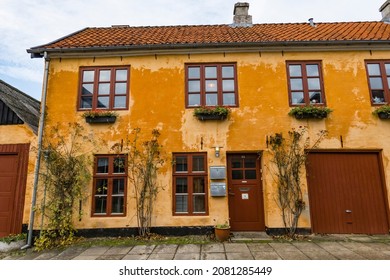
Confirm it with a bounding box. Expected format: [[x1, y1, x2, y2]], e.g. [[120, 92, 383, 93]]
[[307, 151, 389, 234], [0, 144, 29, 237]]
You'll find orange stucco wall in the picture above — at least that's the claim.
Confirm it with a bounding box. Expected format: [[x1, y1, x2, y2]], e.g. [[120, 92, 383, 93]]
[[36, 49, 390, 230]]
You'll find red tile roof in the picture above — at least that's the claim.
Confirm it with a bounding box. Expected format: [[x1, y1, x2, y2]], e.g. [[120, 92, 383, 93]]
[[28, 21, 390, 54]]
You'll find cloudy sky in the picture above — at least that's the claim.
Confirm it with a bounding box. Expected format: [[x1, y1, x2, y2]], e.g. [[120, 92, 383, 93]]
[[0, 0, 386, 100]]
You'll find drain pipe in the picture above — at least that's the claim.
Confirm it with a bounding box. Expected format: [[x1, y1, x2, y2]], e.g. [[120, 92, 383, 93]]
[[21, 51, 50, 250]]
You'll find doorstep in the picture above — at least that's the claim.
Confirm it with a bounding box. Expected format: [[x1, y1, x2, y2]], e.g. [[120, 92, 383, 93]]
[[230, 231, 272, 242]]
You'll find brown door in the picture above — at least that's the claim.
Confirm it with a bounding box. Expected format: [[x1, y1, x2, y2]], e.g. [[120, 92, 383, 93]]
[[227, 153, 265, 231], [0, 154, 19, 237], [307, 151, 389, 234]]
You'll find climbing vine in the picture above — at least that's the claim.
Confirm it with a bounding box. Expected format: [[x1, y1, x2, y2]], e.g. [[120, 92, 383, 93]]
[[34, 123, 92, 251], [112, 128, 165, 237], [269, 127, 327, 238]]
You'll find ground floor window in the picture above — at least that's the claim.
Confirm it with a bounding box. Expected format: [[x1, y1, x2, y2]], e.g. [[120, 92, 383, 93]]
[[173, 153, 208, 215], [92, 154, 127, 217]]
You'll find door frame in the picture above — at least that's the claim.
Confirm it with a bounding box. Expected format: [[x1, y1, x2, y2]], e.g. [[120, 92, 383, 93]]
[[0, 143, 29, 236], [227, 151, 265, 231]]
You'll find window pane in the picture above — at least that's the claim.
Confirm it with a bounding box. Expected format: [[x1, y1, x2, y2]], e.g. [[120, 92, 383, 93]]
[[80, 97, 92, 109], [367, 64, 381, 75], [113, 157, 125, 173], [97, 97, 109, 108], [222, 66, 234, 78], [372, 90, 385, 103], [308, 78, 320, 90], [95, 179, 108, 195], [193, 177, 205, 193], [175, 195, 188, 213], [99, 70, 111, 82], [188, 67, 200, 79], [223, 80, 234, 91], [82, 84, 94, 95], [244, 158, 256, 168], [98, 83, 110, 95], [116, 69, 128, 81], [306, 64, 319, 76], [94, 197, 107, 214], [205, 66, 217, 78], [111, 197, 124, 214], [205, 80, 218, 92], [192, 156, 205, 172], [188, 94, 200, 106], [115, 82, 127, 94], [83, 70, 95, 82], [290, 78, 303, 90], [193, 195, 205, 213], [232, 170, 243, 180], [206, 94, 218, 106], [113, 179, 125, 194], [114, 96, 126, 108], [291, 92, 304, 105], [370, 77, 384, 90], [223, 93, 236, 106], [175, 156, 188, 172], [188, 81, 200, 92], [385, 64, 390, 75], [245, 170, 256, 179], [232, 158, 242, 168], [289, 65, 302, 77], [176, 178, 188, 193], [97, 158, 109, 173], [310, 92, 322, 104]]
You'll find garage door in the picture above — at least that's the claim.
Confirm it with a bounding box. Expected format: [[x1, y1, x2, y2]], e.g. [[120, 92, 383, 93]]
[[0, 144, 29, 237], [307, 151, 389, 234]]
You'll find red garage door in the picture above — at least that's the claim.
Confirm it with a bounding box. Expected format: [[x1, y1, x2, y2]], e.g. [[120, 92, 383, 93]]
[[0, 144, 29, 237], [307, 151, 389, 234]]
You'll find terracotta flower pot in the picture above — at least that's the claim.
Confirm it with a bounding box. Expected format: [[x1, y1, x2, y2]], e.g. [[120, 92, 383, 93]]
[[214, 227, 231, 242]]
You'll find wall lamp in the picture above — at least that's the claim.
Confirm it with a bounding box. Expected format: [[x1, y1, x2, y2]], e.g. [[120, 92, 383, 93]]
[[214, 146, 222, 157]]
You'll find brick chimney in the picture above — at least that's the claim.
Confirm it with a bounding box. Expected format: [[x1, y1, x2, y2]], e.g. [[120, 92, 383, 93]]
[[232, 2, 253, 27], [380, 0, 390, 22]]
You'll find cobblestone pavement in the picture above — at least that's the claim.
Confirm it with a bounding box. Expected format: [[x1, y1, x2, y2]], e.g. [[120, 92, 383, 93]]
[[1, 234, 390, 260]]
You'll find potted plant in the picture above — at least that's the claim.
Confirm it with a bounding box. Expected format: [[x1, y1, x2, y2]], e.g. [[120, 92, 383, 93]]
[[373, 105, 390, 119], [193, 106, 230, 121], [82, 110, 118, 124], [289, 106, 332, 119], [214, 221, 231, 242]]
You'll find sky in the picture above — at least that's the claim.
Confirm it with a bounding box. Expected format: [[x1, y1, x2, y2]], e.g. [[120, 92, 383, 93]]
[[0, 0, 386, 100]]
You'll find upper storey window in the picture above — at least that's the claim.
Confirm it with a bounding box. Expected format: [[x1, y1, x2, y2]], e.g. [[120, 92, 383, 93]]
[[78, 66, 129, 110], [365, 61, 390, 105], [185, 63, 238, 107], [286, 61, 326, 106]]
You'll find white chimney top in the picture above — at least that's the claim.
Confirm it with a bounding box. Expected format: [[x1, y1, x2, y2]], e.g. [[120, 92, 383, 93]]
[[231, 2, 253, 27], [380, 0, 390, 22]]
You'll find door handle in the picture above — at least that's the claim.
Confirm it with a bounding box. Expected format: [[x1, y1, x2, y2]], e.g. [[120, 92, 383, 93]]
[[345, 210, 352, 213], [228, 192, 235, 196]]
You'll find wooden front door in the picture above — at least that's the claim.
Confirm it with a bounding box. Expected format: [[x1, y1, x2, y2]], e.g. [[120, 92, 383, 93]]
[[227, 153, 265, 231], [307, 151, 389, 234], [0, 144, 29, 237]]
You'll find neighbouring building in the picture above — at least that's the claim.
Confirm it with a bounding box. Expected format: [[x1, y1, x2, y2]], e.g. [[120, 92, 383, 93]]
[[0, 80, 40, 237], [26, 2, 390, 236]]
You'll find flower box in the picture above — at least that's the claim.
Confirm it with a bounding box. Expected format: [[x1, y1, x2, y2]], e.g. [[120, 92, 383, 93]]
[[377, 112, 390, 119], [193, 106, 230, 121], [289, 106, 332, 120], [85, 116, 117, 124], [373, 106, 390, 119]]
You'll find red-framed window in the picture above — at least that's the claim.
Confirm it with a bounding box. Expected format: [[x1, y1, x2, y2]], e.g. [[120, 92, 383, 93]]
[[78, 66, 130, 110], [286, 61, 326, 106], [92, 155, 127, 217], [173, 153, 208, 216], [365, 60, 390, 105], [185, 63, 238, 107]]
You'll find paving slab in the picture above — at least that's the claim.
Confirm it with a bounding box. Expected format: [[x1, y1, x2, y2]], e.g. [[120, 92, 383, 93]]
[[96, 254, 125, 260], [201, 252, 226, 260], [269, 242, 299, 251], [226, 252, 254, 260], [276, 250, 309, 260], [316, 242, 365, 260], [174, 253, 200, 260], [72, 255, 99, 260], [78, 246, 110, 256], [252, 251, 282, 260], [34, 251, 61, 260], [201, 243, 225, 253], [224, 243, 250, 253], [104, 246, 132, 255], [127, 245, 155, 255], [152, 244, 178, 254], [122, 254, 148, 260], [176, 244, 201, 254], [51, 246, 87, 260], [247, 243, 276, 252], [148, 253, 174, 260]]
